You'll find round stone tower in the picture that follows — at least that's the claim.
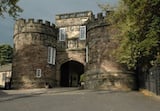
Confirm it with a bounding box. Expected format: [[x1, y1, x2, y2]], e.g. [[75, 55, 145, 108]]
[[12, 19, 57, 89], [85, 13, 137, 90]]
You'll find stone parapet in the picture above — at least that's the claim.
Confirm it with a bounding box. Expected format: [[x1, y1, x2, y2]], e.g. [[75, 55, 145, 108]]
[[87, 13, 108, 31], [13, 18, 57, 51], [55, 11, 92, 27], [14, 18, 56, 37], [55, 11, 93, 20]]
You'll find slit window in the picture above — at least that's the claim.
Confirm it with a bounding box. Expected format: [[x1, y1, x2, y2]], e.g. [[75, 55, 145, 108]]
[[86, 46, 89, 63]]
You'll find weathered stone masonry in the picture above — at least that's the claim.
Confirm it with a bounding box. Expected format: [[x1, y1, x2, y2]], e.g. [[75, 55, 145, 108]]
[[85, 13, 136, 90], [55, 11, 92, 86], [12, 11, 136, 90], [12, 19, 57, 88]]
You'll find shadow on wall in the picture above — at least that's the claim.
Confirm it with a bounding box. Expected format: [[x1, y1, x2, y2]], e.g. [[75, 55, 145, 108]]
[[11, 44, 56, 89], [12, 42, 85, 88], [85, 22, 137, 90]]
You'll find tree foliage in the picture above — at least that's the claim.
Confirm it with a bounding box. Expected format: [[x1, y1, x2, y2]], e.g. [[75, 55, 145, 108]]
[[0, 44, 13, 65], [105, 0, 160, 70], [0, 0, 22, 18]]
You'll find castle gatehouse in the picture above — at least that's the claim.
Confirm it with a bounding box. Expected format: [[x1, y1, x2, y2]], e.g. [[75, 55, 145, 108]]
[[12, 11, 137, 90]]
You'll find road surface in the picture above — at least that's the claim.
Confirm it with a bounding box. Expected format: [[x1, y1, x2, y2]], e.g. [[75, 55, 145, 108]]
[[0, 88, 160, 111]]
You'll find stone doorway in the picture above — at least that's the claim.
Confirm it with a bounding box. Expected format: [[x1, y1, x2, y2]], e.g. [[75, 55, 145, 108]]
[[60, 60, 84, 87]]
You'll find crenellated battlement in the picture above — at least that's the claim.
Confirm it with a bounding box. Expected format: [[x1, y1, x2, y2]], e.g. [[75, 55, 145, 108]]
[[14, 18, 56, 37], [12, 11, 136, 90], [87, 12, 108, 31], [91, 13, 105, 20], [15, 18, 55, 27]]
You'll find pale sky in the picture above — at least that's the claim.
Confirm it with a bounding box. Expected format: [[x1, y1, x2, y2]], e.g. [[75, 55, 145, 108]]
[[0, 0, 118, 45]]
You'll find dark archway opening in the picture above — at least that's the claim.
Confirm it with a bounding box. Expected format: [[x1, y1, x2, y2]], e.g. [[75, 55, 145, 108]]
[[60, 60, 84, 87]]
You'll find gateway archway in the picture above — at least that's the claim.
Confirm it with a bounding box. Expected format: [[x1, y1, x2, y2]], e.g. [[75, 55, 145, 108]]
[[60, 60, 84, 87]]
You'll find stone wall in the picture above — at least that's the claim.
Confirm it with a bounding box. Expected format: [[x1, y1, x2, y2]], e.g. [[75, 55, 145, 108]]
[[55, 50, 86, 86], [12, 11, 137, 90], [85, 13, 137, 90], [55, 11, 92, 50], [55, 11, 92, 27], [84, 70, 137, 90], [12, 19, 57, 89], [55, 11, 92, 85]]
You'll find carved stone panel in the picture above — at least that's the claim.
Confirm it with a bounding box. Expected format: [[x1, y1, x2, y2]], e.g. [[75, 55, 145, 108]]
[[67, 39, 78, 49]]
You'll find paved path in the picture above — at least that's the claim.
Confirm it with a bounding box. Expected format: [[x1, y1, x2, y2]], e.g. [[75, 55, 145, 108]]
[[0, 88, 160, 111]]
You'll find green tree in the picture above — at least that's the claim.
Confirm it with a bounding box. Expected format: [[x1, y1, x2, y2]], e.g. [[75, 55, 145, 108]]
[[0, 44, 13, 65], [0, 0, 22, 18], [106, 0, 160, 70]]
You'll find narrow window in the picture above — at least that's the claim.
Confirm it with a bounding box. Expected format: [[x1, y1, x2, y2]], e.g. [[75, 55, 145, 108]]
[[80, 26, 86, 40], [59, 28, 66, 41], [86, 46, 89, 63], [36, 69, 41, 78], [48, 47, 56, 65], [47, 47, 52, 64], [52, 48, 56, 65]]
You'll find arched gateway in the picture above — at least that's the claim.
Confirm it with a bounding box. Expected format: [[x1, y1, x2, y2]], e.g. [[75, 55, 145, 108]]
[[12, 11, 136, 90], [60, 60, 84, 87]]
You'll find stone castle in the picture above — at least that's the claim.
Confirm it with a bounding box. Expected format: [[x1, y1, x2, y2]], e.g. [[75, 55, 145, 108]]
[[12, 11, 136, 90]]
